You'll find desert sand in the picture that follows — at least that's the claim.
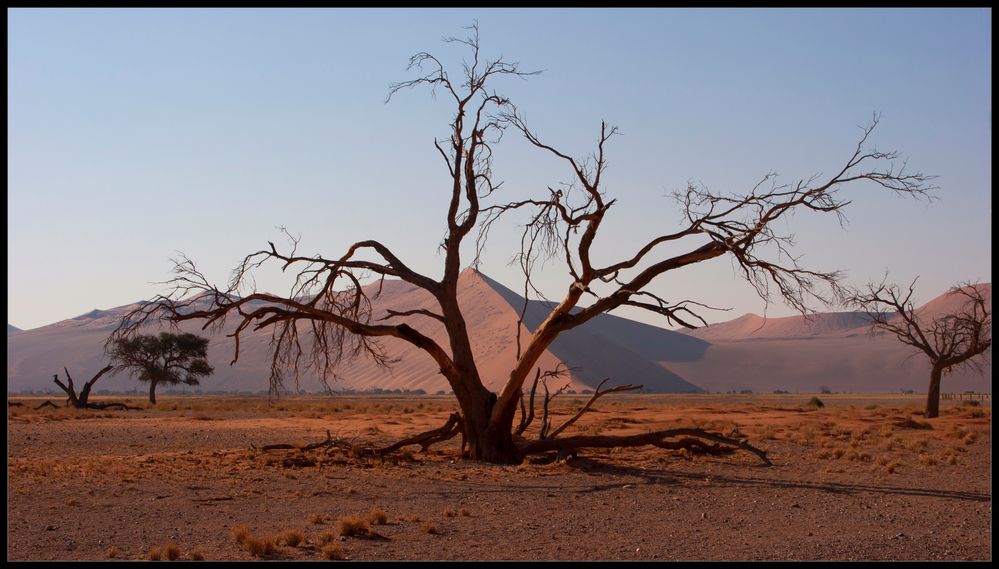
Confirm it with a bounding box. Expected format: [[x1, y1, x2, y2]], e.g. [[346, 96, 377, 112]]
[[6, 393, 991, 561]]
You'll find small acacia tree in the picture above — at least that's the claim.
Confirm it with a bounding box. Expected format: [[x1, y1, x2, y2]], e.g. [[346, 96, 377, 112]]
[[110, 26, 932, 463], [108, 332, 214, 404], [847, 280, 991, 418]]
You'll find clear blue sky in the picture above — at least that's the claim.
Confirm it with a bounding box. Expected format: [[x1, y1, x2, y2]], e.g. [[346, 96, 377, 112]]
[[8, 8, 991, 330]]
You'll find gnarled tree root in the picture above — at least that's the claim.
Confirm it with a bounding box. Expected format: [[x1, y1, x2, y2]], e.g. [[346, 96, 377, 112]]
[[377, 412, 464, 454], [254, 415, 770, 467], [256, 413, 466, 458], [516, 428, 773, 466]]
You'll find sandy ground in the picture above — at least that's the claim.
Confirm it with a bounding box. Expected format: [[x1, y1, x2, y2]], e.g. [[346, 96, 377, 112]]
[[6, 394, 991, 561]]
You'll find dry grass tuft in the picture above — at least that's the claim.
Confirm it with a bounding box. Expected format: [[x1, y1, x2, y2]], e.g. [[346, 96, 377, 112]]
[[366, 507, 388, 525], [318, 531, 339, 545], [232, 524, 276, 557], [336, 514, 370, 537], [309, 513, 325, 525], [280, 528, 305, 547], [245, 535, 277, 558], [65, 498, 77, 506], [148, 546, 162, 561], [789, 424, 817, 446], [759, 424, 779, 440], [232, 524, 252, 545], [422, 522, 440, 535], [919, 454, 938, 466], [190, 549, 205, 561], [106, 545, 120, 559], [459, 508, 471, 517], [443, 507, 458, 517], [322, 542, 347, 560], [162, 543, 180, 561]]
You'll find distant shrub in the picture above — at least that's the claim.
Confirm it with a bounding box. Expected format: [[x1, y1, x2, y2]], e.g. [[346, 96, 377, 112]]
[[807, 397, 825, 408], [819, 386, 832, 394]]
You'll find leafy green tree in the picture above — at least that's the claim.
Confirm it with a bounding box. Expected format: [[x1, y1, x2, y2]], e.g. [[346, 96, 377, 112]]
[[108, 332, 213, 404]]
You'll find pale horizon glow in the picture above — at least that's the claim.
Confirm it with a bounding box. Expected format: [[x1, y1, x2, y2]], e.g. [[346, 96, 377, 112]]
[[8, 8, 992, 330]]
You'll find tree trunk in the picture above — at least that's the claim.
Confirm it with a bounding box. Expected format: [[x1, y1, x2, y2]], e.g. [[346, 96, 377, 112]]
[[148, 381, 158, 405], [926, 365, 943, 419], [454, 387, 521, 464]]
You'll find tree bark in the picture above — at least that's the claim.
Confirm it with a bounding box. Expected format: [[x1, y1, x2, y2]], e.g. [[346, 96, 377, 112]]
[[457, 387, 521, 464], [148, 381, 158, 405], [926, 365, 943, 419]]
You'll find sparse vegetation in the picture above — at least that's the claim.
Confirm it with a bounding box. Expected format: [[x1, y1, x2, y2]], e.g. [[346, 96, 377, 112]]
[[162, 543, 180, 561], [336, 514, 370, 537], [322, 542, 347, 560], [279, 528, 305, 547], [807, 397, 825, 408], [366, 507, 388, 526], [231, 524, 276, 558], [422, 522, 440, 535], [232, 524, 252, 545]]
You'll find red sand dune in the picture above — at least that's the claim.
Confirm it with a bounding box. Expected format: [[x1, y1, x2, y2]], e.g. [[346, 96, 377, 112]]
[[6, 274, 990, 395]]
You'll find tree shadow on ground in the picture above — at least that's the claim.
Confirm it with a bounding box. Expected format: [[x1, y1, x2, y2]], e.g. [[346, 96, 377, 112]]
[[563, 457, 991, 502]]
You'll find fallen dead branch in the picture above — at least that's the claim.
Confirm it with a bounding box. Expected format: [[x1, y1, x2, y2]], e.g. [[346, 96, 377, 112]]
[[377, 412, 465, 454], [517, 428, 772, 466]]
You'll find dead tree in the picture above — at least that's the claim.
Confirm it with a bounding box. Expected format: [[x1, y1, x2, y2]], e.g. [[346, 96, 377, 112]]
[[847, 280, 991, 418], [53, 365, 113, 408], [52, 365, 141, 410], [109, 24, 933, 464]]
